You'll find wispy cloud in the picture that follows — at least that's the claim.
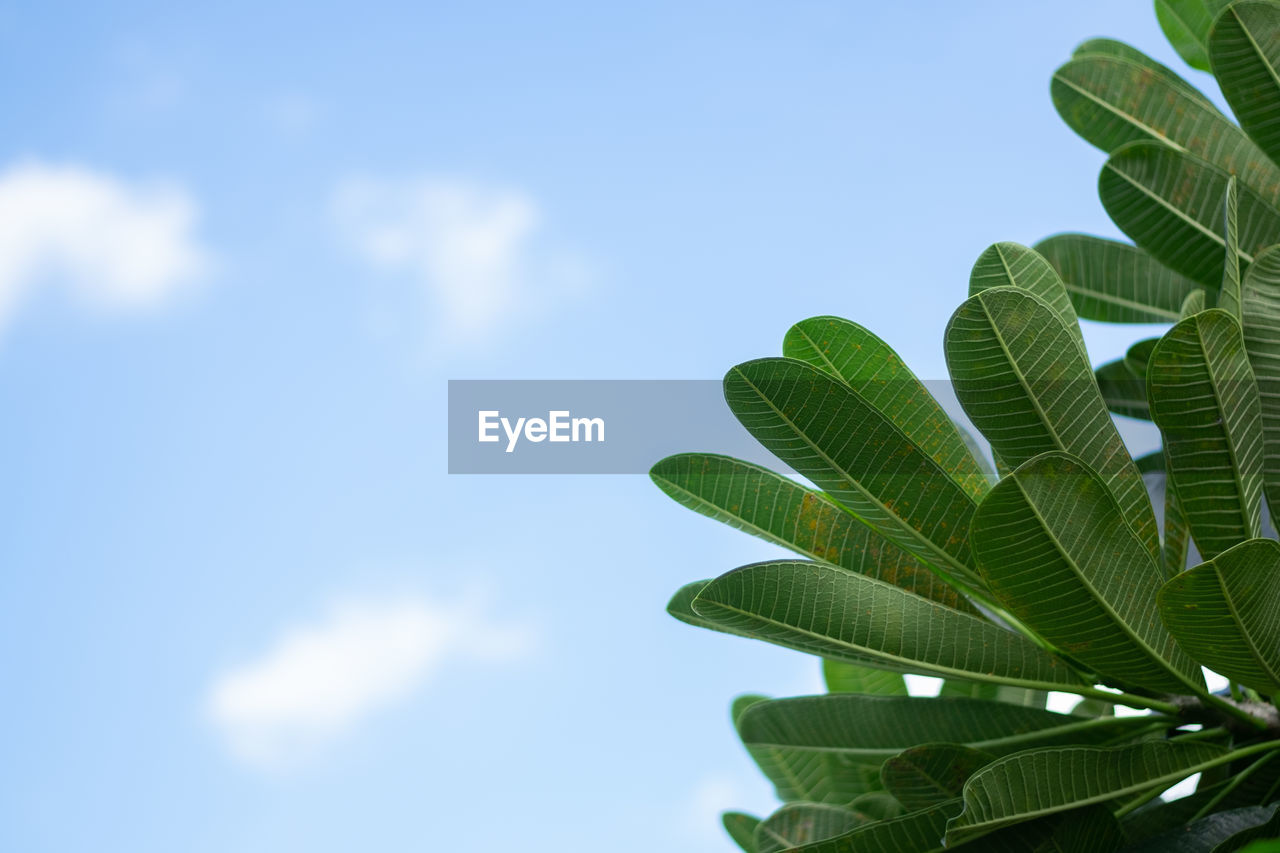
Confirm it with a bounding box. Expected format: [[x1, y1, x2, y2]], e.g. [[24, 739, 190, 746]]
[[333, 176, 590, 348], [206, 593, 537, 771], [0, 161, 208, 331]]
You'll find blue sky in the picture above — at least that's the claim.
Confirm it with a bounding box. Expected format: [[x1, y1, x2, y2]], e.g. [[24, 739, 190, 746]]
[[0, 2, 1199, 850]]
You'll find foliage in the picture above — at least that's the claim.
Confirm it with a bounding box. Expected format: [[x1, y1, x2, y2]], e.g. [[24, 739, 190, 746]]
[[653, 2, 1280, 849]]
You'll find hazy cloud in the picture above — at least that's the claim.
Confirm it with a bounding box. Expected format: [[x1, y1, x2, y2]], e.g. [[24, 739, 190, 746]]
[[206, 593, 537, 771], [0, 161, 207, 330], [333, 176, 590, 346]]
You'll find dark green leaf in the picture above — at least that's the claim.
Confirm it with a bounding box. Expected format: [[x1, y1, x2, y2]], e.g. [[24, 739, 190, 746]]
[[755, 804, 863, 853], [651, 453, 974, 610], [1148, 309, 1265, 558], [1159, 538, 1280, 695], [1210, 1, 1280, 169], [1052, 49, 1280, 196], [1100, 142, 1280, 287], [936, 681, 1048, 708], [1241, 245, 1280, 534], [786, 800, 959, 852], [782, 316, 991, 500], [691, 560, 1081, 690], [1128, 337, 1161, 378], [1224, 176, 1244, 317], [1073, 37, 1217, 105], [1036, 233, 1202, 323], [736, 694, 1166, 777], [946, 740, 1229, 843], [823, 659, 908, 696], [1156, 0, 1233, 71], [945, 287, 1160, 559], [1097, 358, 1151, 420], [971, 451, 1205, 693], [724, 358, 984, 590], [968, 242, 1085, 354], [1126, 803, 1280, 852], [881, 744, 994, 810], [724, 812, 762, 853]]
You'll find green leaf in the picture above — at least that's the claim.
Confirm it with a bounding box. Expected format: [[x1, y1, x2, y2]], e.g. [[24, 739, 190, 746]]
[[847, 792, 903, 821], [668, 579, 757, 639], [936, 681, 1048, 708], [1122, 752, 1280, 842], [783, 801, 1124, 852], [1218, 803, 1280, 853], [1036, 233, 1202, 323], [880, 744, 994, 810], [1073, 37, 1217, 106], [823, 659, 908, 696], [782, 316, 990, 500], [1165, 466, 1194, 573], [1096, 358, 1152, 420], [736, 694, 1166, 787], [1185, 288, 1209, 316], [733, 694, 770, 728], [732, 692, 881, 805], [1156, 0, 1232, 71], [1126, 803, 1280, 852], [1148, 309, 1265, 558], [1052, 48, 1280, 196], [724, 812, 762, 853], [946, 740, 1230, 844], [945, 287, 1160, 559], [755, 804, 863, 853], [968, 242, 1086, 355], [1240, 841, 1280, 853], [1128, 337, 1161, 378], [724, 358, 984, 590], [691, 560, 1080, 690], [1136, 448, 1166, 473], [651, 453, 974, 611], [1241, 245, 1280, 535], [1224, 176, 1243, 318], [1210, 1, 1280, 169], [1159, 538, 1280, 695], [785, 800, 960, 853], [971, 451, 1205, 693], [1100, 142, 1280, 287]]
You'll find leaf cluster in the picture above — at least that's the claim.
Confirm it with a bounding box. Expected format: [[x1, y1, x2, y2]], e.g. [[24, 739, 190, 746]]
[[654, 2, 1280, 849]]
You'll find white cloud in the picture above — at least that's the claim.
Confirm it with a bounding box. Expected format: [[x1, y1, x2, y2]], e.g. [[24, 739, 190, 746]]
[[206, 593, 537, 771], [0, 161, 207, 329], [333, 176, 590, 346]]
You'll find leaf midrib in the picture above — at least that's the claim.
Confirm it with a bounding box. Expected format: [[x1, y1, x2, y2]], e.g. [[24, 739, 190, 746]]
[[731, 366, 978, 582], [1195, 314, 1259, 539], [953, 745, 1240, 837], [695, 592, 1069, 691], [1010, 472, 1199, 694], [1214, 565, 1280, 687], [1106, 159, 1259, 265], [1053, 69, 1192, 153]]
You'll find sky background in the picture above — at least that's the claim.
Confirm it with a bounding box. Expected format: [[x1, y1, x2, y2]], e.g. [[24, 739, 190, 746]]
[[0, 2, 1208, 851]]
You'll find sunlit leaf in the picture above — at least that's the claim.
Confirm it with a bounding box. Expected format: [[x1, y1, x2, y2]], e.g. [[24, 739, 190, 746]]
[[691, 560, 1081, 690], [651, 453, 974, 610]]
